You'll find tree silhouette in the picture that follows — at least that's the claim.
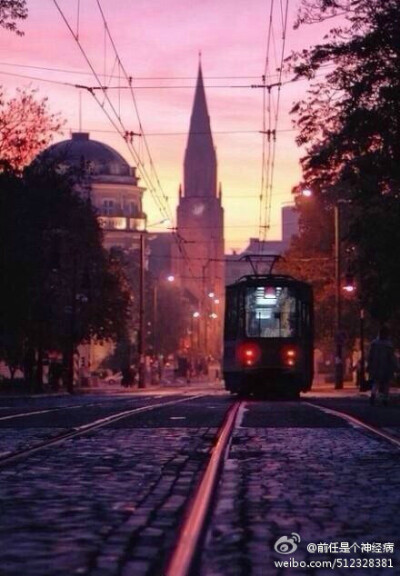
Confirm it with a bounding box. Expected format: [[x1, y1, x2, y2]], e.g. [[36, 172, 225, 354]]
[[0, 0, 27, 35], [289, 0, 400, 330], [0, 163, 131, 391]]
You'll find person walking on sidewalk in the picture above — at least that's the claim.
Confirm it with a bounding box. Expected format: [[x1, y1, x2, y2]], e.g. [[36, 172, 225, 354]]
[[367, 326, 397, 406]]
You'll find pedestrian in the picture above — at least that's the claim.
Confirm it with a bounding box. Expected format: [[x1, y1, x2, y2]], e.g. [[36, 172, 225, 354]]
[[151, 357, 159, 385], [351, 344, 362, 388], [367, 326, 397, 406]]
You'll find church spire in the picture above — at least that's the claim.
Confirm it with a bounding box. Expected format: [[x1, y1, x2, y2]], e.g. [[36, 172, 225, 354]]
[[188, 62, 213, 140], [184, 61, 217, 198]]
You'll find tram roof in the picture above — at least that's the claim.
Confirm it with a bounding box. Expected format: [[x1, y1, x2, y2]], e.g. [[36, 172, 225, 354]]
[[227, 274, 312, 291]]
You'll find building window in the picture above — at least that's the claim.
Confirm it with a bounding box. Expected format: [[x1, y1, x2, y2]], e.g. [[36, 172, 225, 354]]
[[103, 199, 114, 216], [129, 202, 139, 217]]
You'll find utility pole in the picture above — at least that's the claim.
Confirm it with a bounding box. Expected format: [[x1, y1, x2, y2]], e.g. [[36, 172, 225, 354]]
[[334, 203, 344, 389], [66, 253, 77, 395], [138, 232, 146, 388], [153, 281, 158, 355], [359, 307, 366, 390]]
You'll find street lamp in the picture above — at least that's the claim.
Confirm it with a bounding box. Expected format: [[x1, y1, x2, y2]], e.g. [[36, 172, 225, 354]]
[[191, 311, 201, 350], [341, 273, 367, 390], [152, 272, 176, 357], [299, 188, 348, 389], [334, 199, 353, 389], [138, 232, 146, 388], [334, 202, 343, 389]]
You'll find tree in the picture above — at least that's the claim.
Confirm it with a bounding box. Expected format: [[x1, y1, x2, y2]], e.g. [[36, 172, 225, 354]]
[[278, 193, 336, 349], [294, 0, 352, 28], [288, 0, 400, 331], [0, 87, 64, 171], [151, 280, 191, 356], [0, 0, 27, 35], [0, 162, 131, 391]]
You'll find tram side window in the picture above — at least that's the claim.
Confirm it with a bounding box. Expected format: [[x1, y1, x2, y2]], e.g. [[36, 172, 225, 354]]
[[224, 288, 239, 339], [300, 302, 311, 336], [245, 286, 297, 338]]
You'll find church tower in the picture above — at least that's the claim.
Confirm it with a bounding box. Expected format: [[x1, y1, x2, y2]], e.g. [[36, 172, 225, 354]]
[[174, 62, 225, 358]]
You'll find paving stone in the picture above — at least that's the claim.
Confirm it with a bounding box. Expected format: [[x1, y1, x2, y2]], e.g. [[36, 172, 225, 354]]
[[0, 426, 214, 576], [120, 560, 149, 576], [200, 424, 400, 575]]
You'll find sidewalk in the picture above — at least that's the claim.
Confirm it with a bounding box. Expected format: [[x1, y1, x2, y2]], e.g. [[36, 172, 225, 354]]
[[306, 375, 400, 402]]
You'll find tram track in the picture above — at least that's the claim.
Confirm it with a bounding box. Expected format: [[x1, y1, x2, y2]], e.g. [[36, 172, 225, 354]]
[[305, 400, 400, 449], [0, 395, 163, 422], [165, 400, 242, 576], [0, 394, 206, 469], [0, 392, 398, 575], [164, 396, 400, 576]]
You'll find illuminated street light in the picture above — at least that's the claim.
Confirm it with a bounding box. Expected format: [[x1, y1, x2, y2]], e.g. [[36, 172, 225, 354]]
[[193, 311, 200, 318], [343, 273, 356, 293], [167, 274, 175, 282], [297, 186, 348, 389], [214, 298, 220, 304], [208, 291, 215, 298]]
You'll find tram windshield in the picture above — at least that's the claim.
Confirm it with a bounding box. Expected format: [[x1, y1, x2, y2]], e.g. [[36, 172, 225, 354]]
[[245, 286, 297, 338]]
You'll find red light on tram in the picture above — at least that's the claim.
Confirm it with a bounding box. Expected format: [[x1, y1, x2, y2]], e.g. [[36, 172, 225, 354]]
[[282, 347, 297, 367], [237, 342, 261, 366]]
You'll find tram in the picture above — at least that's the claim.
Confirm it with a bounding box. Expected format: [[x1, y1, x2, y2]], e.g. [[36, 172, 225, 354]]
[[223, 261, 314, 398]]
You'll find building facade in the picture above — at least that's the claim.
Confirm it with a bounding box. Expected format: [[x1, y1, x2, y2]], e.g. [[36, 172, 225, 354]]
[[44, 132, 146, 372], [173, 64, 225, 358], [225, 206, 299, 285]]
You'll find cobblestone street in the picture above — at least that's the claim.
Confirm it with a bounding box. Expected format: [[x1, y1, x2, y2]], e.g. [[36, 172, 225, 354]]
[[0, 386, 398, 575], [201, 402, 400, 575]]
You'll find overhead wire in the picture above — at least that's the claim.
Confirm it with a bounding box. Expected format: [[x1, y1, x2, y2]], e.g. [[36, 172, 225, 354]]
[[94, 0, 173, 220], [258, 0, 275, 246], [92, 0, 199, 282], [258, 0, 290, 245], [22, 2, 297, 261], [51, 0, 170, 224], [265, 0, 290, 241], [0, 59, 304, 81], [51, 0, 197, 281]]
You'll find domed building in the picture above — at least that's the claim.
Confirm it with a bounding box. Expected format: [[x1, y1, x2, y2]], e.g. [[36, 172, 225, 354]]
[[44, 132, 146, 251], [41, 132, 147, 379]]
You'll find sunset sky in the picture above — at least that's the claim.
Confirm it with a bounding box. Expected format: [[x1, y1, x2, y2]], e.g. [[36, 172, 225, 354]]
[[0, 0, 335, 251]]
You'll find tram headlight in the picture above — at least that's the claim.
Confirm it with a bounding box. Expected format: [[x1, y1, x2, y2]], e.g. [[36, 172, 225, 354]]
[[237, 342, 261, 367], [282, 347, 297, 367]]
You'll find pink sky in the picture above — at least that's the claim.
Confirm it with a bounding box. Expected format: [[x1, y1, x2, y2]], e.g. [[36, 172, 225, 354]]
[[0, 0, 334, 251]]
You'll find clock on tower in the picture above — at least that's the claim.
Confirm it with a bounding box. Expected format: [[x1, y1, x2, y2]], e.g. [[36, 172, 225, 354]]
[[192, 201, 205, 216]]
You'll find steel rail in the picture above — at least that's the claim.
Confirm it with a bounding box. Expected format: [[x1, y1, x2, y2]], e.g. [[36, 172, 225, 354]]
[[0, 407, 67, 422], [306, 402, 400, 449], [165, 401, 241, 576], [0, 397, 146, 422], [0, 395, 205, 468]]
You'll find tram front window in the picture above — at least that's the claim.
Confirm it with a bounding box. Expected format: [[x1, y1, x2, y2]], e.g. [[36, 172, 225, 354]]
[[245, 286, 297, 338]]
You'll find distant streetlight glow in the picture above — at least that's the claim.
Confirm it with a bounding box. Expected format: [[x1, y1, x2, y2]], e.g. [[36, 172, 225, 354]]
[[167, 274, 175, 282], [343, 274, 356, 293], [208, 291, 215, 298], [193, 311, 200, 318]]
